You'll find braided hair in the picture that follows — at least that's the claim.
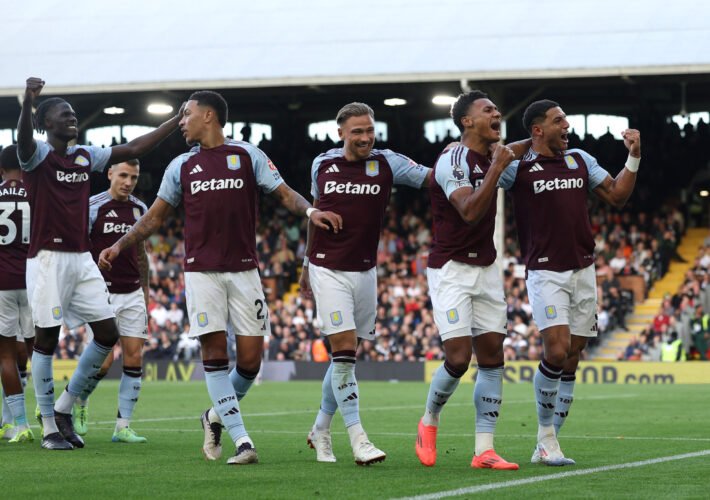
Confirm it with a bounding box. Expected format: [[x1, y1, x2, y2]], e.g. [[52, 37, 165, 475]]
[[33, 97, 68, 133]]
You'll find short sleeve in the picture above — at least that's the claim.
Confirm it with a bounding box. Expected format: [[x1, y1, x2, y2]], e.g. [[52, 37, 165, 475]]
[[19, 140, 51, 172], [434, 153, 472, 199], [498, 161, 520, 190], [381, 150, 429, 188], [88, 198, 100, 232], [157, 155, 188, 207], [310, 156, 325, 200], [246, 145, 284, 193], [573, 149, 610, 190], [86, 146, 112, 173]]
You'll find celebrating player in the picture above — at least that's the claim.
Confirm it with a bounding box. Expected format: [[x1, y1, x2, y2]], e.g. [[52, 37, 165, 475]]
[[71, 159, 150, 443], [17, 77, 182, 450], [99, 90, 341, 465], [0, 145, 34, 443], [416, 91, 530, 470], [498, 100, 640, 465], [300, 102, 432, 465]]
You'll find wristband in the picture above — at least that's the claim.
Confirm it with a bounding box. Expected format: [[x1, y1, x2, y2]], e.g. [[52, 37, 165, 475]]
[[625, 154, 640, 173], [306, 207, 317, 219], [303, 256, 310, 267]]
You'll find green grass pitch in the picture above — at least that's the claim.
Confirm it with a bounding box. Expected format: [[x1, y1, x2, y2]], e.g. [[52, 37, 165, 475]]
[[3, 381, 709, 499]]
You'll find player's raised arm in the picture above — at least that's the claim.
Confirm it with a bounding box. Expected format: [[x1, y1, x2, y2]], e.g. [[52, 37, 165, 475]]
[[108, 103, 185, 165], [592, 129, 641, 208], [17, 77, 45, 162], [98, 198, 173, 271], [449, 143, 515, 225], [270, 183, 342, 233]]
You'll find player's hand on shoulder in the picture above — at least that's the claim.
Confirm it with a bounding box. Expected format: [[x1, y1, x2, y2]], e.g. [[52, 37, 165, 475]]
[[490, 143, 516, 169], [310, 209, 343, 234], [622, 129, 641, 157], [299, 267, 313, 300], [24, 77, 45, 102], [98, 244, 121, 271]]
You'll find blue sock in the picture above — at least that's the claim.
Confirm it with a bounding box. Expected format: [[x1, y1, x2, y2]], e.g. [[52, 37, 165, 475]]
[[118, 367, 142, 420], [31, 349, 55, 418], [554, 372, 576, 435], [330, 351, 360, 428], [65, 341, 112, 398], [79, 371, 106, 404], [474, 365, 503, 433], [205, 359, 247, 443], [314, 363, 337, 430], [5, 393, 27, 426], [423, 361, 464, 426], [229, 366, 258, 401], [534, 359, 562, 429]]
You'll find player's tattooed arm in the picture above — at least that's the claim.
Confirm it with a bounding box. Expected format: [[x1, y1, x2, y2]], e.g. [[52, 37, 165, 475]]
[[271, 184, 342, 233], [17, 77, 44, 162], [299, 199, 318, 300], [108, 102, 186, 165], [138, 241, 150, 309], [98, 198, 173, 271]]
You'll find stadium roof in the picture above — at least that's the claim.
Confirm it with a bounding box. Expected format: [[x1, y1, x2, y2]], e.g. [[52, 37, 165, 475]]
[[2, 0, 709, 96]]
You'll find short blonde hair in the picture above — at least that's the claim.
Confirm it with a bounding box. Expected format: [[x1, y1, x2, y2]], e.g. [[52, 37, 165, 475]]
[[336, 102, 374, 126]]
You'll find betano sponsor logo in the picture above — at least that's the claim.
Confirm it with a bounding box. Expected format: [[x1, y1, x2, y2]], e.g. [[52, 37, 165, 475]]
[[324, 180, 381, 195], [533, 177, 583, 194], [190, 177, 244, 194], [103, 222, 133, 234], [56, 171, 89, 183]]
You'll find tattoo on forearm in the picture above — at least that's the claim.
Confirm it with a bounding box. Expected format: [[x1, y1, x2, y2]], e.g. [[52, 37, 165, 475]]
[[137, 243, 149, 287], [118, 214, 158, 251]]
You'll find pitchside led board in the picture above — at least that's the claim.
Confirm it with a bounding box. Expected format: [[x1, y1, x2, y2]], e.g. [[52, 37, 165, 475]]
[[424, 361, 710, 385], [39, 360, 710, 385]]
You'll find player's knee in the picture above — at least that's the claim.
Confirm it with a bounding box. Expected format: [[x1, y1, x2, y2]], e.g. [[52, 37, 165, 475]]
[[445, 353, 471, 375]]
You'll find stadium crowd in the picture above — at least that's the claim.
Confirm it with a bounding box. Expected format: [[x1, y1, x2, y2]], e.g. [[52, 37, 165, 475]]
[[617, 240, 710, 361], [30, 115, 707, 364]]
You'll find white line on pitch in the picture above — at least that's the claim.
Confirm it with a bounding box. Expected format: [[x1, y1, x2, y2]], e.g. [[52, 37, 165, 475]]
[[391, 449, 710, 500], [80, 426, 710, 443]]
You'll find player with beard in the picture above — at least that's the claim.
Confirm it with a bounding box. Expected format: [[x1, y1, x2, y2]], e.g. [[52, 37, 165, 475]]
[[499, 100, 640, 465], [300, 102, 432, 465]]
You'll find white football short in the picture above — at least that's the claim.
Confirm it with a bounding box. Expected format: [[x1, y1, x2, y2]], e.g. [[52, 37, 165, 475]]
[[308, 263, 376, 340], [526, 264, 598, 337], [427, 260, 507, 341], [110, 288, 148, 339], [184, 269, 271, 338], [26, 250, 114, 329], [0, 289, 34, 339]]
